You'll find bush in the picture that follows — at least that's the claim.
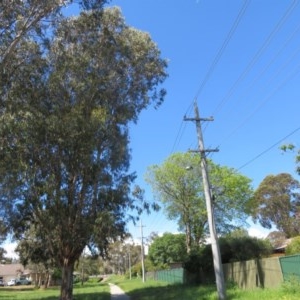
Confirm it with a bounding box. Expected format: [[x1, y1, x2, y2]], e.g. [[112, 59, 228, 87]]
[[282, 275, 300, 294], [286, 236, 300, 255]]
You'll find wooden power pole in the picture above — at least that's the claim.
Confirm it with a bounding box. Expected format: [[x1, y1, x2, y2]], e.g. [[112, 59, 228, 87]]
[[184, 101, 226, 300], [140, 219, 146, 283]]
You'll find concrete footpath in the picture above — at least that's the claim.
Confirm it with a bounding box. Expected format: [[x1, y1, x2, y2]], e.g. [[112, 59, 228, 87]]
[[109, 283, 130, 300]]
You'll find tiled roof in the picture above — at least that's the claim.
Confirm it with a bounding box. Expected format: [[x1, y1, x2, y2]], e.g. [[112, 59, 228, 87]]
[[0, 263, 31, 276]]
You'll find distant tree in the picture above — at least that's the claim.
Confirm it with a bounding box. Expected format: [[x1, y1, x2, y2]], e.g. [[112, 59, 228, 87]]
[[250, 173, 300, 238], [148, 233, 187, 267], [0, 248, 6, 262], [15, 226, 56, 288], [286, 236, 300, 255], [75, 254, 100, 285], [266, 231, 287, 248], [0, 220, 8, 260], [226, 228, 249, 239], [0, 2, 167, 300], [99, 240, 141, 276], [145, 152, 253, 252], [219, 235, 272, 263]]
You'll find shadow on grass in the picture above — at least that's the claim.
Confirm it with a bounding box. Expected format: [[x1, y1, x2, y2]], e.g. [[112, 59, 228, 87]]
[[127, 283, 243, 300], [127, 283, 218, 300], [74, 291, 111, 300]]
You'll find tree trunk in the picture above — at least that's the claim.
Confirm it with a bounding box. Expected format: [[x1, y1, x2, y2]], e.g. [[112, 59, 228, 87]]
[[185, 223, 192, 253], [47, 273, 52, 288], [38, 273, 42, 287], [60, 261, 74, 300]]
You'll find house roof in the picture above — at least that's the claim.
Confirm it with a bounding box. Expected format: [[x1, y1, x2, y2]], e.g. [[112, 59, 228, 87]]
[[0, 263, 31, 277], [274, 238, 293, 251]]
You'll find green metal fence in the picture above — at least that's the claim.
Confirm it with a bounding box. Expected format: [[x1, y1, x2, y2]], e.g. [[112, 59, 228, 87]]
[[148, 268, 184, 284], [279, 255, 300, 281]]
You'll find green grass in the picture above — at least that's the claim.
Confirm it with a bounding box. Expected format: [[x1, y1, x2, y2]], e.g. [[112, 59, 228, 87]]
[[0, 279, 110, 300], [108, 275, 300, 300], [2, 275, 300, 300]]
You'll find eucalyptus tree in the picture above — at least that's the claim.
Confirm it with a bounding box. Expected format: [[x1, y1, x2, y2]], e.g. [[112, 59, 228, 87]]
[[145, 152, 253, 253], [0, 2, 167, 299], [250, 173, 300, 238]]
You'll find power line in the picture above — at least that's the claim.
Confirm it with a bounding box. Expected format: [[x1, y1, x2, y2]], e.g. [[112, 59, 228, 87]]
[[194, 0, 250, 101], [238, 126, 300, 171], [221, 22, 300, 126], [217, 59, 300, 147], [245, 22, 300, 95], [211, 0, 299, 117]]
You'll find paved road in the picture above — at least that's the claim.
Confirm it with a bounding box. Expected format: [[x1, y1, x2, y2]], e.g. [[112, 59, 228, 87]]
[[109, 283, 130, 300]]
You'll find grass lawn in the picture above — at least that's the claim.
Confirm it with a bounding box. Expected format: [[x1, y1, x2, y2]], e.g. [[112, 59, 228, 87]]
[[0, 280, 110, 300], [108, 275, 300, 300], [2, 275, 300, 299]]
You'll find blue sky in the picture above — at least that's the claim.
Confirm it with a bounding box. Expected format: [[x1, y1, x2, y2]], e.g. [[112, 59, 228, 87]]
[[4, 0, 300, 256], [107, 0, 300, 242]]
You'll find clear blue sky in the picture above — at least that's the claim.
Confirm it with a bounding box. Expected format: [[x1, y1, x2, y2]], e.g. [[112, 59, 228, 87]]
[[4, 0, 300, 256], [107, 0, 300, 242]]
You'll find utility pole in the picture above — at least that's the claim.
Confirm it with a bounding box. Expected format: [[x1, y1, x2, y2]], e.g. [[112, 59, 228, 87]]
[[127, 245, 132, 280], [140, 220, 146, 283], [184, 101, 226, 300]]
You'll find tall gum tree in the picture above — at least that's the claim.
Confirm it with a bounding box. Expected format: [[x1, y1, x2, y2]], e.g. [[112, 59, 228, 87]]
[[250, 173, 300, 238], [0, 3, 167, 300]]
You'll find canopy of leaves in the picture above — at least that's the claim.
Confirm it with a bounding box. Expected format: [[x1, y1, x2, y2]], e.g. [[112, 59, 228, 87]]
[[145, 152, 253, 250], [148, 233, 187, 267], [219, 235, 272, 263], [0, 1, 167, 299], [250, 173, 300, 238], [286, 236, 300, 255]]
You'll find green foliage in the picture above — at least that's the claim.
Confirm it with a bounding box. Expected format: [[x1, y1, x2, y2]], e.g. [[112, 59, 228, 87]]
[[286, 236, 300, 255], [52, 267, 62, 281], [184, 234, 272, 281], [110, 275, 300, 300], [148, 233, 187, 267], [131, 259, 158, 278], [281, 274, 300, 295], [0, 1, 167, 299], [219, 235, 272, 263], [250, 173, 300, 238], [145, 152, 253, 251], [0, 282, 110, 299]]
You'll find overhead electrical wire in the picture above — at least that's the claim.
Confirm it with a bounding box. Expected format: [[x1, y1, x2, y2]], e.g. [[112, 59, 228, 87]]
[[170, 0, 250, 156], [146, 1, 300, 238], [169, 102, 194, 154], [217, 59, 300, 148], [222, 21, 300, 124], [194, 0, 251, 101], [206, 0, 300, 163], [147, 2, 251, 237], [170, 0, 249, 155], [211, 0, 299, 117], [237, 126, 300, 171], [245, 22, 300, 95]]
